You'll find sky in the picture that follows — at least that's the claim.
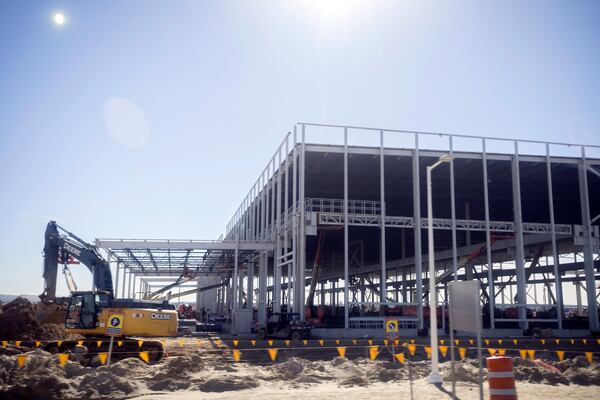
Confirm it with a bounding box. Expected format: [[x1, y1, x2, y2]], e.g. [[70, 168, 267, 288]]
[[0, 0, 599, 296]]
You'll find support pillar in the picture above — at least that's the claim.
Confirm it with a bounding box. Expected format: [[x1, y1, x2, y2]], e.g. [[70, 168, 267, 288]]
[[512, 142, 528, 329], [578, 148, 599, 331], [413, 133, 424, 330]]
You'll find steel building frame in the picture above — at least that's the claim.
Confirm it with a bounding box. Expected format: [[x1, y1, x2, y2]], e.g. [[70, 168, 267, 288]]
[[95, 122, 600, 335], [224, 122, 600, 334]]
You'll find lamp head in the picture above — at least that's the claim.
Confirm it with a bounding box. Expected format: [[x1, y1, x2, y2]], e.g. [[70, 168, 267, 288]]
[[438, 154, 454, 163]]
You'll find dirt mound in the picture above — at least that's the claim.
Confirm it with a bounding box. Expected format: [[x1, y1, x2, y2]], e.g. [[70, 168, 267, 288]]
[[443, 361, 482, 384], [0, 297, 72, 341], [275, 357, 306, 378], [197, 376, 260, 392]]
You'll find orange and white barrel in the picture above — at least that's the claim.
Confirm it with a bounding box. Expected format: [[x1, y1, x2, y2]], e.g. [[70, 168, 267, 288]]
[[486, 356, 517, 399]]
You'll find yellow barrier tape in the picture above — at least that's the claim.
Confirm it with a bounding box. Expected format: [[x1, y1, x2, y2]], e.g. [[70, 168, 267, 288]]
[[527, 350, 535, 360], [98, 353, 108, 365], [58, 353, 69, 367], [459, 347, 466, 360], [303, 340, 308, 346], [519, 349, 527, 359], [408, 344, 416, 356], [585, 352, 593, 364], [337, 347, 347, 358], [35, 341, 41, 348], [268, 340, 273, 347], [268, 348, 278, 361], [319, 340, 324, 346], [232, 349, 241, 362], [17, 354, 27, 368], [440, 345, 448, 357], [395, 353, 405, 364], [251, 340, 256, 346], [424, 346, 432, 359], [487, 348, 496, 356], [284, 340, 291, 347], [557, 351, 565, 362], [369, 346, 379, 361], [233, 340, 239, 347], [139, 351, 149, 363]]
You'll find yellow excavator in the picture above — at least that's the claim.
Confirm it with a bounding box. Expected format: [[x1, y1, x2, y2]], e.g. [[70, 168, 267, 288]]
[[39, 221, 178, 363]]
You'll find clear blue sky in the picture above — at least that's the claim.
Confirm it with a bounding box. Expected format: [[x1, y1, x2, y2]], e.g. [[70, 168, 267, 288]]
[[1, 1, 599, 296]]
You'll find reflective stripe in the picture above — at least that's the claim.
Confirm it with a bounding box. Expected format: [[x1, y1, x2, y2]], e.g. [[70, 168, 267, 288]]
[[489, 388, 517, 395], [488, 371, 514, 378]]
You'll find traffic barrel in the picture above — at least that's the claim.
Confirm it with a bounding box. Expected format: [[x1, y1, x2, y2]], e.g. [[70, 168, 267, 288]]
[[486, 356, 517, 399]]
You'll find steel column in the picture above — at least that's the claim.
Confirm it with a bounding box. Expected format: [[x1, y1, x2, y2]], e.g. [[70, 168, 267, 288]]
[[512, 141, 528, 329], [292, 126, 298, 312], [298, 124, 306, 319], [413, 133, 424, 329], [344, 127, 350, 329], [546, 143, 563, 329], [379, 130, 387, 302], [578, 147, 599, 331], [449, 136, 458, 281], [482, 139, 495, 328]]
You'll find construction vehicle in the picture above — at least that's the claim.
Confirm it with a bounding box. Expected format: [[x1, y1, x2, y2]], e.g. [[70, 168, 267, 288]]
[[255, 312, 312, 340], [39, 221, 178, 363]]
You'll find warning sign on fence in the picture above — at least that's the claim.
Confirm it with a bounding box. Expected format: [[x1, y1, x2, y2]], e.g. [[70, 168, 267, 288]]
[[385, 318, 399, 340]]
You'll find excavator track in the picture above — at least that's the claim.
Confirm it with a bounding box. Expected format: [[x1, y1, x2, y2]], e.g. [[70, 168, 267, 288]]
[[44, 337, 164, 364]]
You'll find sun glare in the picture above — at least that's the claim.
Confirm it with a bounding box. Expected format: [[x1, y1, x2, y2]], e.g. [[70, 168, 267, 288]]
[[313, 0, 365, 24], [53, 12, 66, 26]]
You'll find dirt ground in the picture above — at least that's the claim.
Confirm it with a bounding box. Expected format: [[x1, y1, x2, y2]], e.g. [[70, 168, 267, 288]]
[[1, 340, 599, 400]]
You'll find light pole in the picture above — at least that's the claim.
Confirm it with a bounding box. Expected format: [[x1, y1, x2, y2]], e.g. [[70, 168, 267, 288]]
[[427, 154, 454, 384]]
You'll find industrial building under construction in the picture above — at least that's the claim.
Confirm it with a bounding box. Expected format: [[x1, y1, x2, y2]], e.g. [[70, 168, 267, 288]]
[[97, 122, 600, 337]]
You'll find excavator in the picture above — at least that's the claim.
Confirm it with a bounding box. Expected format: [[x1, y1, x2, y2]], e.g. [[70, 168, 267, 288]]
[[39, 221, 178, 363]]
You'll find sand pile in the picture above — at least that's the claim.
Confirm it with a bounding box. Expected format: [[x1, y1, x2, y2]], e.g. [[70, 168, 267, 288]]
[[0, 348, 599, 399], [0, 297, 71, 342]]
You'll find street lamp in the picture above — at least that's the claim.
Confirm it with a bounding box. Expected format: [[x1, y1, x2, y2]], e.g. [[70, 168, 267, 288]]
[[427, 153, 454, 384]]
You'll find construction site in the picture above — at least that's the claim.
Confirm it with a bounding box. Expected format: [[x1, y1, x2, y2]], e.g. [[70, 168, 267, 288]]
[[100, 122, 600, 337], [1, 123, 600, 399]]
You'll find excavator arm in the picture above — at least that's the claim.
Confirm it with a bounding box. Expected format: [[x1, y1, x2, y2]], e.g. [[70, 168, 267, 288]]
[[42, 221, 114, 301]]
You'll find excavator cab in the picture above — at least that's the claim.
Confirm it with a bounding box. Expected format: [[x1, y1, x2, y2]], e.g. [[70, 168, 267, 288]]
[[65, 291, 111, 330]]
